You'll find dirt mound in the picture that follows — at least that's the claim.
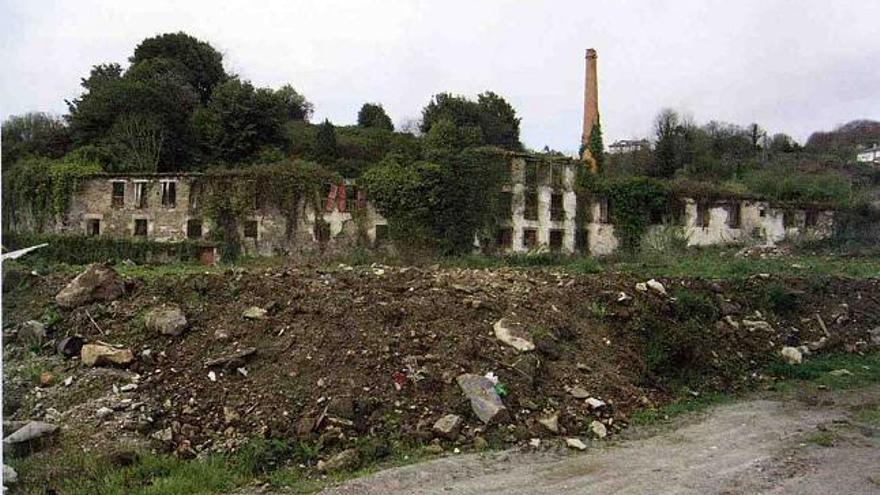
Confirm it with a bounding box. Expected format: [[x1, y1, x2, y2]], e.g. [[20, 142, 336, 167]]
[[3, 264, 879, 478]]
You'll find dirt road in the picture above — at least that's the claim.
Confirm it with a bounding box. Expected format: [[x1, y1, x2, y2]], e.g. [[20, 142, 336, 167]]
[[323, 386, 880, 495]]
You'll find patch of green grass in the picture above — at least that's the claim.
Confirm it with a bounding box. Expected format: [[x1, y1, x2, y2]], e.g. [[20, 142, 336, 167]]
[[804, 430, 837, 447], [629, 391, 730, 426], [854, 405, 880, 426], [766, 352, 880, 391]]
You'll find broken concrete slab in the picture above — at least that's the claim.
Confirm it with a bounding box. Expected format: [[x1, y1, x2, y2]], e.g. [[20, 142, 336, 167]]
[[456, 373, 507, 424], [3, 421, 59, 453], [144, 304, 188, 336], [55, 263, 125, 308], [493, 317, 535, 352], [81, 344, 134, 367]]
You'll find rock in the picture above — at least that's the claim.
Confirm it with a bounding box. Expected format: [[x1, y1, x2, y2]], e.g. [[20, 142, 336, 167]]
[[3, 421, 58, 452], [646, 279, 667, 296], [318, 448, 360, 473], [566, 438, 587, 450], [39, 371, 54, 387], [144, 304, 188, 336], [743, 319, 773, 332], [569, 386, 590, 399], [432, 414, 463, 439], [63, 376, 74, 387], [150, 427, 173, 443], [590, 420, 608, 438], [473, 436, 489, 450], [214, 329, 230, 341], [96, 407, 114, 419], [120, 384, 138, 392], [55, 263, 125, 308], [538, 412, 559, 433], [635, 282, 648, 292], [296, 416, 316, 437], [327, 396, 355, 419], [456, 374, 507, 424], [780, 346, 803, 365], [204, 347, 256, 369], [424, 444, 444, 455], [586, 397, 606, 409], [19, 320, 46, 346], [529, 438, 541, 448], [493, 317, 535, 352], [869, 327, 880, 346], [829, 369, 852, 377], [3, 464, 17, 485], [57, 336, 85, 358], [242, 306, 267, 320], [81, 344, 134, 367], [223, 406, 240, 424]]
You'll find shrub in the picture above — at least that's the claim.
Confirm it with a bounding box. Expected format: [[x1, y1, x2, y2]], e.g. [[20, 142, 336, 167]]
[[762, 282, 799, 314], [674, 289, 719, 322], [2, 233, 210, 265]]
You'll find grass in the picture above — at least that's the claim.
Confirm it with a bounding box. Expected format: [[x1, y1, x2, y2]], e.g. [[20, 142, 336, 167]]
[[804, 430, 837, 447], [629, 391, 730, 426]]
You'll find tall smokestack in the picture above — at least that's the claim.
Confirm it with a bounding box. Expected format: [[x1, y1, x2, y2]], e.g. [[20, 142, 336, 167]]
[[581, 48, 599, 153]]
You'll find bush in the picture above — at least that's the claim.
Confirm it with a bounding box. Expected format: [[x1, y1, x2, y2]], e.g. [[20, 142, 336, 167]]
[[762, 282, 799, 314], [674, 289, 719, 322]]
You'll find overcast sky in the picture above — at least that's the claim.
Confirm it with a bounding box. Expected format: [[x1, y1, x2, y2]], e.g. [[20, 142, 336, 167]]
[[2, 0, 878, 155]]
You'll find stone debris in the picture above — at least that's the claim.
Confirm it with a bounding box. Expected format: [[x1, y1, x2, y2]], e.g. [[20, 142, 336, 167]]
[[493, 317, 535, 352], [590, 420, 608, 438], [635, 282, 648, 292], [318, 448, 360, 473], [566, 438, 587, 450], [55, 263, 125, 308], [57, 335, 86, 358], [19, 320, 46, 346], [432, 414, 463, 439], [529, 438, 541, 448], [780, 346, 803, 365], [828, 369, 852, 377], [144, 304, 188, 336], [568, 386, 590, 399], [3, 464, 18, 486], [538, 412, 559, 434], [3, 421, 58, 452], [646, 279, 667, 296], [120, 383, 138, 392], [39, 371, 54, 387], [96, 407, 114, 419], [205, 348, 257, 369], [456, 373, 507, 424], [81, 344, 134, 367], [151, 427, 173, 443], [586, 397, 606, 409], [242, 306, 267, 320]]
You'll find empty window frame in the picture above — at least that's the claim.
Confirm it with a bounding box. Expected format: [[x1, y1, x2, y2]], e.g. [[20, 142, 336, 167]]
[[575, 229, 589, 253], [244, 220, 258, 239], [550, 193, 564, 221], [187, 219, 203, 239], [524, 191, 539, 220], [598, 197, 612, 224], [805, 209, 819, 227], [111, 181, 125, 208], [783, 210, 796, 228], [496, 227, 513, 249], [133, 181, 147, 209], [374, 224, 389, 245], [696, 203, 711, 228], [550, 163, 564, 189], [314, 221, 330, 243], [522, 228, 538, 249], [161, 181, 177, 208], [87, 219, 100, 236], [549, 229, 564, 251], [134, 218, 148, 237], [524, 162, 538, 188], [726, 202, 742, 229]]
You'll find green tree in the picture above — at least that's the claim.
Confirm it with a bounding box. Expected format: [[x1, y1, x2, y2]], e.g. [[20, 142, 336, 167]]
[[129, 32, 228, 103], [420, 91, 521, 150], [194, 78, 287, 164], [313, 119, 339, 164], [1, 112, 72, 166], [274, 84, 313, 122], [357, 103, 394, 131], [652, 109, 683, 178]]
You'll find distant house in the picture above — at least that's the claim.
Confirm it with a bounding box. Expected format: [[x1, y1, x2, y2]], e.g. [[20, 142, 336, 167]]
[[856, 145, 880, 164], [608, 139, 650, 154]]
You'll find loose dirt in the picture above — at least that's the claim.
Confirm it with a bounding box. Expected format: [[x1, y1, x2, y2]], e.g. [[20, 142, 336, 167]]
[[323, 385, 880, 494]]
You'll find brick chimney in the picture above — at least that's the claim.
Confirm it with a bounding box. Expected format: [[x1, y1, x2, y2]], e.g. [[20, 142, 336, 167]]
[[581, 48, 599, 153]]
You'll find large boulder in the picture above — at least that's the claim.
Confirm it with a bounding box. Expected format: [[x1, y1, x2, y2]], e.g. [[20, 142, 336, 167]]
[[2, 421, 58, 454], [493, 317, 535, 352], [55, 263, 125, 309], [456, 374, 507, 424], [144, 304, 188, 336], [81, 344, 134, 367]]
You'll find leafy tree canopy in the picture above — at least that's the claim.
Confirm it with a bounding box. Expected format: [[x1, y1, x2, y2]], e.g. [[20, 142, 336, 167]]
[[357, 103, 394, 131], [420, 92, 522, 150], [130, 32, 228, 103], [1, 112, 72, 166]]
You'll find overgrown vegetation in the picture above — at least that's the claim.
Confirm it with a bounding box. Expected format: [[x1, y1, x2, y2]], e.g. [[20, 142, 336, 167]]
[[2, 233, 211, 265]]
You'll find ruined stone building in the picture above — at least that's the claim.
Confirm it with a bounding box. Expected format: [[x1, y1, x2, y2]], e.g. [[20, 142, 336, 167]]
[[4, 49, 835, 259]]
